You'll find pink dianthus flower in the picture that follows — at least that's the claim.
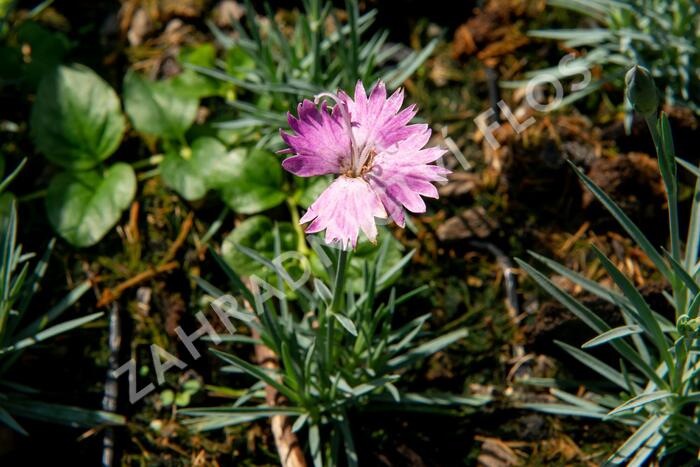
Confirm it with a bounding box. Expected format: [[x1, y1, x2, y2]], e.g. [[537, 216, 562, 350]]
[[280, 81, 449, 249]]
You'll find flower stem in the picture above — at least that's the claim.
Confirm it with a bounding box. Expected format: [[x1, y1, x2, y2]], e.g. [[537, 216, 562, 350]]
[[644, 114, 684, 314], [644, 114, 680, 262], [326, 249, 349, 366], [331, 249, 348, 312]]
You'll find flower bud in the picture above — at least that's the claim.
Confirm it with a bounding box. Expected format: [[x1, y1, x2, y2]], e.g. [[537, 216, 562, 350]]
[[625, 65, 659, 116]]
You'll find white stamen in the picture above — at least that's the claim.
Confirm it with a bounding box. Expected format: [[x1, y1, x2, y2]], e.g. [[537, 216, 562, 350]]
[[356, 144, 374, 175]]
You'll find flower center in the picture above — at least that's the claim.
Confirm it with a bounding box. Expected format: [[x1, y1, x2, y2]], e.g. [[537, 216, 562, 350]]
[[343, 147, 376, 178]]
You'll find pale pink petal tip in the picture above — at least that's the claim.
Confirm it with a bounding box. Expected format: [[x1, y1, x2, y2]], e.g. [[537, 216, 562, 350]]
[[299, 176, 386, 250]]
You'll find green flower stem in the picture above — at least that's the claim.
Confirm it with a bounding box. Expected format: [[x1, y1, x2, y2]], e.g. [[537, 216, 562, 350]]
[[645, 114, 684, 312], [330, 249, 348, 313], [327, 249, 349, 366], [645, 115, 681, 258]]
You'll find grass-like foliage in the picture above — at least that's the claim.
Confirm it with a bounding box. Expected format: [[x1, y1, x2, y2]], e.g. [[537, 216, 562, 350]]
[[528, 0, 700, 113], [192, 0, 438, 141], [518, 67, 700, 464], [183, 235, 488, 466], [0, 160, 124, 433]]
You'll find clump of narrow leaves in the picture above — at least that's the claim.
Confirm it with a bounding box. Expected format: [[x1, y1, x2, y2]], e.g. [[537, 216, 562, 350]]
[[0, 161, 124, 433], [184, 234, 489, 466], [526, 0, 700, 113], [519, 68, 700, 465], [192, 0, 438, 141]]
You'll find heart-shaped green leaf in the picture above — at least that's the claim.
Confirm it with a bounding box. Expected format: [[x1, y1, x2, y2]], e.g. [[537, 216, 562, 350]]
[[46, 163, 136, 247], [123, 70, 198, 140], [30, 64, 125, 170], [219, 148, 286, 214], [161, 137, 223, 201], [161, 137, 247, 201]]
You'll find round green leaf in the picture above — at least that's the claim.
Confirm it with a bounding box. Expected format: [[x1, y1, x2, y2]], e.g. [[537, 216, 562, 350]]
[[30, 64, 125, 170], [46, 163, 137, 247], [219, 148, 286, 214], [160, 389, 174, 407], [222, 215, 297, 277], [161, 137, 247, 201], [174, 391, 191, 407], [181, 379, 201, 395], [161, 137, 223, 200], [123, 70, 198, 140], [161, 150, 208, 201]]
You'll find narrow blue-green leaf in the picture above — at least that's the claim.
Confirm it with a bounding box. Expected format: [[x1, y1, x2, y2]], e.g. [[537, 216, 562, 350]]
[[520, 402, 606, 419], [338, 410, 358, 467], [397, 392, 491, 407], [291, 413, 308, 433], [377, 249, 414, 289], [582, 325, 643, 348], [685, 163, 700, 269], [181, 405, 302, 416], [569, 161, 672, 280], [331, 312, 357, 337], [185, 414, 267, 431], [384, 39, 438, 89], [14, 280, 91, 341], [4, 311, 102, 354], [663, 249, 699, 295], [530, 252, 627, 306], [3, 397, 124, 428], [309, 423, 323, 467], [0, 406, 27, 435], [607, 414, 669, 464], [208, 246, 255, 305], [386, 328, 467, 371], [518, 260, 664, 387], [592, 246, 672, 366], [344, 375, 399, 398], [209, 349, 299, 403], [677, 157, 700, 178], [0, 159, 26, 194], [556, 340, 631, 391], [606, 390, 674, 418], [550, 388, 606, 412], [627, 430, 664, 467]]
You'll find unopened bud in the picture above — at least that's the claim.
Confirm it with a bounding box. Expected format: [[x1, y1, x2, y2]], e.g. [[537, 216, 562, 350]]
[[625, 65, 659, 116]]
